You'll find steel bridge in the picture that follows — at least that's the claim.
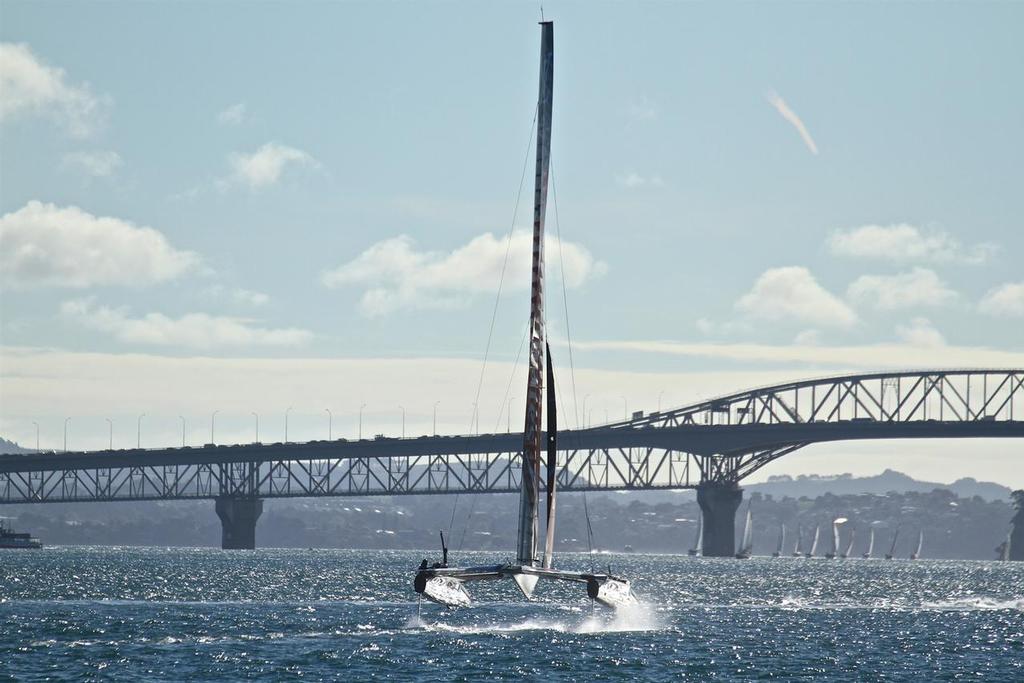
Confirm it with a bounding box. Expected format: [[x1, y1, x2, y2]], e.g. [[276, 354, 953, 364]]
[[2, 369, 1022, 553]]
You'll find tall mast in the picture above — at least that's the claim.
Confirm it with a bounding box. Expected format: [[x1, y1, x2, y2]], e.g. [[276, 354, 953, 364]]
[[516, 20, 554, 568]]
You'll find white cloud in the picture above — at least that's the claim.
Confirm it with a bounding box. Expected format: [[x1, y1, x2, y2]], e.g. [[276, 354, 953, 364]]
[[60, 150, 122, 177], [735, 266, 857, 328], [828, 224, 997, 265], [0, 200, 199, 289], [322, 230, 606, 316], [847, 268, 959, 311], [979, 282, 1024, 317], [217, 102, 246, 125], [766, 90, 818, 155], [894, 317, 946, 348], [569, 337, 1024, 370], [61, 299, 311, 349], [0, 42, 107, 137], [228, 142, 315, 189], [206, 285, 270, 307], [616, 171, 664, 188], [794, 329, 822, 346]]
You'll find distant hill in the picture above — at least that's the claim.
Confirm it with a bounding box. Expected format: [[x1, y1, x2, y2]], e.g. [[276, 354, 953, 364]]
[[0, 437, 32, 455], [750, 469, 1012, 502]]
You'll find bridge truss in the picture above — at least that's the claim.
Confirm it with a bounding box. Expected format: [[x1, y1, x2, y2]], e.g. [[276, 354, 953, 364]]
[[2, 370, 1021, 504]]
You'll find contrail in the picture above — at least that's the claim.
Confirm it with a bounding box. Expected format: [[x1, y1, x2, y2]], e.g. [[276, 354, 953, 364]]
[[767, 90, 819, 155]]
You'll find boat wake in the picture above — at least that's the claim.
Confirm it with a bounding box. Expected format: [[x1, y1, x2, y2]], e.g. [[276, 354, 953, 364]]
[[406, 603, 663, 634]]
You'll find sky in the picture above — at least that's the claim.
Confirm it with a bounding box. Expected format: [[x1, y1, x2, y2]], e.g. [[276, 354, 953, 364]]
[[1, 1, 1022, 486]]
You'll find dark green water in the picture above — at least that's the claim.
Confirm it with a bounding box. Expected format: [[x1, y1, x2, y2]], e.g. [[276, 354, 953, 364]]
[[2, 547, 1022, 681]]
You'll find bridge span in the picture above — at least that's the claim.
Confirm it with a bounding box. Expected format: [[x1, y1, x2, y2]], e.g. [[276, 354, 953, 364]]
[[3, 369, 1022, 554]]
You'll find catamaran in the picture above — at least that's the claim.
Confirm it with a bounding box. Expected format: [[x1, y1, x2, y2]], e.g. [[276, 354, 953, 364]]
[[861, 527, 875, 559], [805, 524, 820, 558], [772, 524, 785, 558], [412, 21, 636, 610], [735, 505, 753, 559], [841, 529, 855, 559], [909, 530, 923, 560], [688, 513, 703, 557], [825, 519, 839, 559], [885, 526, 900, 560], [792, 523, 803, 557]]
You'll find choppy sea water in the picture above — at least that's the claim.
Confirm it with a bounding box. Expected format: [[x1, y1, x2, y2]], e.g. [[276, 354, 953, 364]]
[[1, 547, 1022, 681]]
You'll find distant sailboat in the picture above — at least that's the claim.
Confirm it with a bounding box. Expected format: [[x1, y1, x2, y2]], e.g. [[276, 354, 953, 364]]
[[841, 529, 855, 559], [792, 523, 803, 557], [735, 505, 753, 559], [688, 513, 703, 557], [996, 533, 1011, 561], [862, 527, 875, 559], [806, 525, 820, 558], [885, 526, 900, 560], [773, 524, 786, 558], [909, 530, 923, 560], [825, 519, 840, 559]]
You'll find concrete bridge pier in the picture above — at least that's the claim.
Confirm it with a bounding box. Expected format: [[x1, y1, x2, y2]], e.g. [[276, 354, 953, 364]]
[[697, 483, 742, 557], [215, 497, 263, 549]]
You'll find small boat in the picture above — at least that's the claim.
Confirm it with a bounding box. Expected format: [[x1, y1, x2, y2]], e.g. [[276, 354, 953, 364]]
[[792, 523, 803, 557], [0, 519, 43, 549], [772, 524, 786, 558], [841, 529, 855, 559], [885, 526, 900, 560], [688, 513, 703, 557], [412, 21, 636, 610], [735, 505, 753, 559], [909, 530, 923, 560], [862, 527, 875, 559], [805, 525, 820, 558], [996, 533, 1011, 561], [825, 519, 840, 559]]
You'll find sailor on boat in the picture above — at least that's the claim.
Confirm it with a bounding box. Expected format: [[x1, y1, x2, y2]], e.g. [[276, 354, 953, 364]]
[[413, 21, 636, 610]]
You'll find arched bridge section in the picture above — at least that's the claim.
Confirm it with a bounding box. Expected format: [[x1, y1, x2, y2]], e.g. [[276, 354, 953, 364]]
[[1, 369, 1021, 551]]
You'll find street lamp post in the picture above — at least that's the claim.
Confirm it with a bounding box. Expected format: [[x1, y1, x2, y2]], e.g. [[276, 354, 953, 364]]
[[582, 394, 591, 428], [63, 417, 70, 452], [211, 410, 219, 444], [359, 403, 366, 440], [179, 416, 186, 447], [433, 401, 440, 436], [105, 418, 113, 450], [399, 405, 406, 438], [658, 390, 665, 412], [251, 411, 259, 444], [32, 421, 40, 452], [137, 413, 146, 449], [325, 408, 332, 440], [285, 406, 293, 443], [472, 402, 478, 435], [508, 396, 515, 433], [621, 396, 628, 421]]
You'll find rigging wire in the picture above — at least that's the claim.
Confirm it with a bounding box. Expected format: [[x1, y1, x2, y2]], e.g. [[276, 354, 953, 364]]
[[447, 493, 460, 541], [549, 163, 581, 430], [550, 160, 597, 569], [468, 105, 539, 434], [493, 322, 530, 433], [456, 494, 479, 552], [456, 105, 537, 551]]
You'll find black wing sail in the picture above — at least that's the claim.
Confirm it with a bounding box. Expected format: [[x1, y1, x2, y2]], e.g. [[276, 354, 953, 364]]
[[543, 342, 557, 569]]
